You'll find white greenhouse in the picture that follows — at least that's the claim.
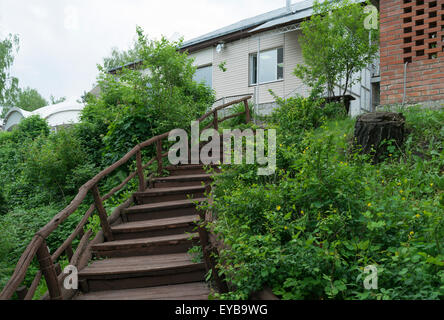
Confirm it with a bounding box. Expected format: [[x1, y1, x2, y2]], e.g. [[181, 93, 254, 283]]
[[2, 99, 85, 131]]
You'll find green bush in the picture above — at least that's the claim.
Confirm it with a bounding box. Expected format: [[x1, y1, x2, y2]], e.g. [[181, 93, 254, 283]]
[[22, 127, 88, 201], [13, 115, 50, 141]]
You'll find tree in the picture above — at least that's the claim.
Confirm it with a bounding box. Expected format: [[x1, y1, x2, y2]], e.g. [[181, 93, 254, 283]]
[[102, 39, 143, 71], [294, 0, 379, 99], [15, 87, 48, 111], [49, 95, 66, 105], [0, 34, 20, 111], [84, 26, 214, 165]]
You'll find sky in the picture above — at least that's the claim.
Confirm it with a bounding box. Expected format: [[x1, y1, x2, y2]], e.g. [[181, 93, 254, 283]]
[[0, 0, 304, 103]]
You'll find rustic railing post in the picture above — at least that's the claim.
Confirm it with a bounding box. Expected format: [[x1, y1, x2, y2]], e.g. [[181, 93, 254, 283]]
[[91, 185, 114, 242], [136, 149, 145, 192], [213, 110, 219, 131], [36, 240, 62, 300], [244, 100, 251, 123], [16, 286, 28, 300], [65, 244, 74, 261], [156, 139, 163, 175]]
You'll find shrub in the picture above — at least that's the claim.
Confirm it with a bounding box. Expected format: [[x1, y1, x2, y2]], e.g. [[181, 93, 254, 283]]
[[13, 115, 50, 141], [22, 128, 88, 201]]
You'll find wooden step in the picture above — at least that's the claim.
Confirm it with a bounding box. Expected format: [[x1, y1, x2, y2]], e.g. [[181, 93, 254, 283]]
[[165, 164, 220, 176], [92, 233, 199, 258], [78, 253, 205, 292], [111, 215, 199, 240], [123, 198, 206, 222], [153, 174, 212, 188], [74, 282, 210, 300], [134, 185, 206, 204]]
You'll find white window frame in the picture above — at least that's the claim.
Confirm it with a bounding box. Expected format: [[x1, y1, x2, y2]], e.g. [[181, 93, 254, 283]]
[[249, 47, 284, 86]]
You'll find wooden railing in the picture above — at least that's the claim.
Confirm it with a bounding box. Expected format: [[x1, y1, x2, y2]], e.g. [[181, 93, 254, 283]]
[[0, 95, 252, 300]]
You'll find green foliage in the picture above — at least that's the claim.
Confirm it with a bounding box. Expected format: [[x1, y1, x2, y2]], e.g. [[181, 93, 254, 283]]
[[269, 93, 345, 146], [0, 205, 83, 291], [49, 95, 66, 105], [13, 115, 50, 140], [14, 87, 48, 111], [102, 39, 143, 71], [219, 102, 255, 129], [218, 61, 227, 72], [86, 26, 214, 165], [295, 0, 379, 98], [209, 102, 444, 300], [0, 34, 20, 110], [23, 127, 88, 200], [0, 188, 7, 215]]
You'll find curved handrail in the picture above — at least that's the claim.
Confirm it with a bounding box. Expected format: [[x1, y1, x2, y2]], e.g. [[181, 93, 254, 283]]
[[0, 95, 252, 300]]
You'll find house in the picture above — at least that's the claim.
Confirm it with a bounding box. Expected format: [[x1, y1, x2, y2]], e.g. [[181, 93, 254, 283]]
[[182, 0, 379, 117], [96, 0, 443, 115], [94, 0, 377, 117], [2, 99, 85, 131], [379, 0, 444, 106]]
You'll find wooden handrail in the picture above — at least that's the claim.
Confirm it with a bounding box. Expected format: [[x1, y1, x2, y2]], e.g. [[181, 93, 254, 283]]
[[0, 94, 252, 300], [36, 240, 62, 300], [91, 185, 114, 242]]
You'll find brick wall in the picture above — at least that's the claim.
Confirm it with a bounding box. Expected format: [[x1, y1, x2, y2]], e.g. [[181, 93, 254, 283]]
[[379, 0, 444, 105]]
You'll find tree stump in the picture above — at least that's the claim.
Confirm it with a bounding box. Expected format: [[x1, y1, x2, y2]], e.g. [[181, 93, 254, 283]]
[[354, 112, 406, 163]]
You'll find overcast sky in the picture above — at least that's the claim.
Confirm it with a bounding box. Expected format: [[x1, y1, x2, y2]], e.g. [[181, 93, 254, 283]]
[[0, 0, 303, 102]]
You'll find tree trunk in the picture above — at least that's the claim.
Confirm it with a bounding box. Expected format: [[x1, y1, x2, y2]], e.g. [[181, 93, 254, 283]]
[[354, 112, 406, 163]]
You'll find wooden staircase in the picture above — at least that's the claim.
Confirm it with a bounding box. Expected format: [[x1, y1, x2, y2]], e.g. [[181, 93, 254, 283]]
[[73, 164, 215, 300], [0, 95, 252, 301]]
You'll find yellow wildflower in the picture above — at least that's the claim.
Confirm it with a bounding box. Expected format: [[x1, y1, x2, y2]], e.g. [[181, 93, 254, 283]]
[[276, 206, 281, 211], [415, 214, 421, 218], [284, 226, 288, 230], [368, 203, 372, 207]]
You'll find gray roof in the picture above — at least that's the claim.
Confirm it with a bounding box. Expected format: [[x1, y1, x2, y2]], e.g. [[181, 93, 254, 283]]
[[182, 0, 315, 48], [107, 0, 367, 72], [249, 3, 314, 33], [182, 0, 366, 48]]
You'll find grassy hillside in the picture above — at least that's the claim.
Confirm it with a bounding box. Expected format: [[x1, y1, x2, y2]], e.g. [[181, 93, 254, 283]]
[[209, 101, 444, 300]]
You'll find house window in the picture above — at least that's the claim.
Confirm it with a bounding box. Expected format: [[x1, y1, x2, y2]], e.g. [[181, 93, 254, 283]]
[[194, 65, 213, 88], [250, 47, 284, 85]]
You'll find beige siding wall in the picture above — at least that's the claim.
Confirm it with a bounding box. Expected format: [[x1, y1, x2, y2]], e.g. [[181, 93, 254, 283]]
[[189, 30, 309, 105]]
